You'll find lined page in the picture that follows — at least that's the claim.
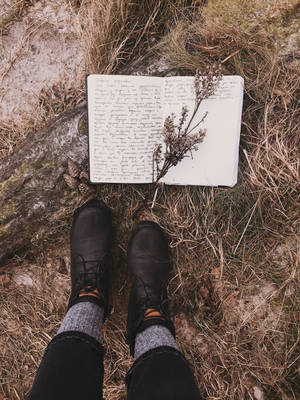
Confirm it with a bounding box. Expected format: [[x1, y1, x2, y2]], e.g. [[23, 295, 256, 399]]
[[87, 75, 163, 183], [161, 76, 244, 186]]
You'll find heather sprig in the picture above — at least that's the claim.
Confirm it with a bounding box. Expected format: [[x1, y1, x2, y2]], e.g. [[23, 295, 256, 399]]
[[153, 108, 206, 183], [153, 64, 222, 187]]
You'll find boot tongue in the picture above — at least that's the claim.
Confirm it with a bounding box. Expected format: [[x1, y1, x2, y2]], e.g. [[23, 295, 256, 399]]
[[134, 278, 162, 311], [76, 249, 107, 265], [74, 254, 99, 283]]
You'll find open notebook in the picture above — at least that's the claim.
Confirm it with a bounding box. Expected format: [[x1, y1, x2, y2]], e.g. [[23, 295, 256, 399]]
[[86, 74, 244, 186]]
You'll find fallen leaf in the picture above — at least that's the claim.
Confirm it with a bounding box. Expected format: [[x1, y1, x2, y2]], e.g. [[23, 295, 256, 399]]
[[57, 258, 68, 274], [212, 266, 221, 279], [63, 174, 79, 190], [78, 182, 95, 195], [222, 291, 239, 307], [293, 311, 300, 322], [79, 170, 89, 181], [200, 286, 209, 299], [68, 158, 80, 178], [0, 274, 10, 287], [240, 327, 248, 338]]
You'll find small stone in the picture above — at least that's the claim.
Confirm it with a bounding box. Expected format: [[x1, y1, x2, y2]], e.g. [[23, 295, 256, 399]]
[[67, 158, 80, 178], [63, 174, 79, 190], [12, 273, 33, 287], [253, 386, 264, 400]]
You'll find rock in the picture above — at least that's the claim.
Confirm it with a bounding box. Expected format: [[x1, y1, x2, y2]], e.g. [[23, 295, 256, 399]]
[[0, 104, 87, 264], [0, 53, 172, 265], [12, 272, 34, 287]]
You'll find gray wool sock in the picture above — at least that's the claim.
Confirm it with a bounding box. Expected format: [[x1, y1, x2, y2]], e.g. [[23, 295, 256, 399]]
[[57, 302, 104, 342], [134, 325, 178, 360]]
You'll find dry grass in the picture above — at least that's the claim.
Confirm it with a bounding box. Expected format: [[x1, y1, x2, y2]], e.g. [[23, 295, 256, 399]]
[[0, 0, 299, 399], [77, 0, 197, 74], [0, 0, 37, 30]]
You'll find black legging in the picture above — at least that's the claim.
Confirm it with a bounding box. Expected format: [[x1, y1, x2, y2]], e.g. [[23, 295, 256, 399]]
[[27, 330, 202, 399]]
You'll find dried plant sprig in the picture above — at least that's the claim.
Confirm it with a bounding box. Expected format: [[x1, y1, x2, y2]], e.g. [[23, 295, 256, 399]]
[[194, 64, 222, 102], [153, 64, 222, 185], [154, 109, 206, 183], [68, 158, 80, 178], [64, 158, 95, 196]]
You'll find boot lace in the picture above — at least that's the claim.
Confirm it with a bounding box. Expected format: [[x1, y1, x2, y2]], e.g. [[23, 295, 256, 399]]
[[74, 254, 104, 294], [135, 275, 169, 317]]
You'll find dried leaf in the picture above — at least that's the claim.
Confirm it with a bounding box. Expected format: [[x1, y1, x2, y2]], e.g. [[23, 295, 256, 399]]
[[57, 258, 68, 274], [68, 158, 80, 178], [212, 266, 221, 279], [78, 182, 95, 195], [293, 311, 300, 322], [240, 327, 248, 338], [79, 170, 89, 181], [63, 174, 79, 190], [0, 274, 10, 287], [200, 286, 209, 299], [222, 291, 239, 308]]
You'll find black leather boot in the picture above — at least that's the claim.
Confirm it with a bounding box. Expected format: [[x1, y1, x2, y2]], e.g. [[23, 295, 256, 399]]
[[126, 221, 175, 356], [67, 199, 112, 319]]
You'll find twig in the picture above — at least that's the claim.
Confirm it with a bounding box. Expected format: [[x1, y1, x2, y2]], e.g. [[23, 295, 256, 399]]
[[233, 198, 259, 254], [151, 186, 159, 209], [186, 111, 208, 135]]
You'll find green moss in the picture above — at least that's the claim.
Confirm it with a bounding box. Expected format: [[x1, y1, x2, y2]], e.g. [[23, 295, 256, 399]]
[[34, 157, 52, 170], [0, 1, 35, 28], [202, 0, 300, 48], [0, 162, 31, 196], [202, 0, 259, 32], [78, 116, 88, 135], [0, 221, 12, 236], [264, 17, 300, 50], [0, 13, 15, 26], [1, 200, 17, 220], [52, 102, 64, 113]]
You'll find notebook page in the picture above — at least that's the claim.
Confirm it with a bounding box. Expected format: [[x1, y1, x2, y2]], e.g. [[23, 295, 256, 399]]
[[87, 75, 163, 183], [161, 75, 244, 186]]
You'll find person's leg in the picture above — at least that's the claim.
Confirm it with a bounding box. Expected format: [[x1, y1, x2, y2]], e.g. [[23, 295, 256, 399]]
[[126, 221, 202, 400], [27, 330, 105, 400], [126, 346, 202, 400], [27, 199, 112, 400]]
